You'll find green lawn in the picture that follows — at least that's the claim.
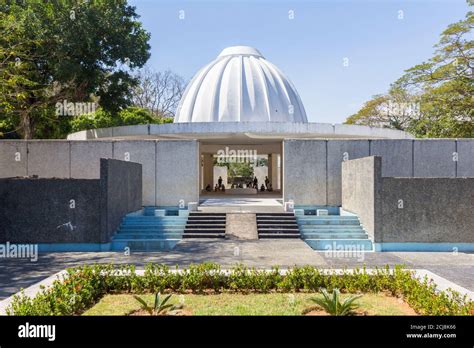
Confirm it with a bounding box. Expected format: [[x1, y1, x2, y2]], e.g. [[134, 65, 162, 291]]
[[83, 292, 416, 316]]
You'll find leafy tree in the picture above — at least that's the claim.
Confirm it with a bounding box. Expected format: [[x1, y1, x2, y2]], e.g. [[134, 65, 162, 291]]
[[0, 0, 151, 139], [70, 107, 173, 133], [228, 162, 254, 179], [345, 87, 418, 130], [0, 6, 49, 139], [345, 7, 473, 138]]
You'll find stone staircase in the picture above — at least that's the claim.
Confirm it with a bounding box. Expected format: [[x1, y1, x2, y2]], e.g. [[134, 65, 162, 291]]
[[111, 212, 186, 251], [110, 207, 372, 251], [256, 213, 300, 239], [297, 214, 373, 251], [183, 212, 226, 239]]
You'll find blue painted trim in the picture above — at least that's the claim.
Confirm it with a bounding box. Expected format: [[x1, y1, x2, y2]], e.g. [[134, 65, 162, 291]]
[[38, 243, 111, 252], [294, 205, 340, 215], [374, 242, 474, 252]]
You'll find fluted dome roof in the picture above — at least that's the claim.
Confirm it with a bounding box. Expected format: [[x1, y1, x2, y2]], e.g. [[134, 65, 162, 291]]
[[174, 46, 307, 123]]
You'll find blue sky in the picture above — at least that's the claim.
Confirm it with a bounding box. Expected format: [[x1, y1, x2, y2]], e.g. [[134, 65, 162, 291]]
[[128, 0, 470, 123]]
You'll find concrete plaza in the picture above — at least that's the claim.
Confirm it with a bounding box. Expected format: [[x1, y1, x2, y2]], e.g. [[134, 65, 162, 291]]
[[1, 238, 473, 300]]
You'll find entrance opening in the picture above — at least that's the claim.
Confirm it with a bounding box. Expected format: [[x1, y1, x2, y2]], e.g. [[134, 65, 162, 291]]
[[199, 142, 282, 200]]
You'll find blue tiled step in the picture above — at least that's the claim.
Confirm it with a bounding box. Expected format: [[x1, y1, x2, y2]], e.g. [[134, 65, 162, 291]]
[[120, 223, 186, 227], [305, 239, 374, 251], [295, 211, 373, 251], [118, 226, 186, 231], [186, 222, 225, 225], [301, 231, 366, 238], [301, 231, 366, 236], [300, 225, 364, 230], [111, 239, 180, 251], [122, 222, 186, 226], [111, 212, 187, 251], [116, 232, 183, 237], [302, 233, 368, 239], [142, 206, 186, 215], [300, 227, 364, 232], [120, 225, 187, 230], [184, 228, 226, 233], [294, 206, 340, 215], [122, 216, 186, 224], [122, 217, 187, 221], [116, 229, 183, 236], [113, 233, 182, 239], [297, 215, 357, 218], [297, 219, 360, 225]]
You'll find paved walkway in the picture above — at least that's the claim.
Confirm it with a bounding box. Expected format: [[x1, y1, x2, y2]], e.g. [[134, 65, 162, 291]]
[[226, 213, 258, 240], [198, 197, 284, 213], [1, 239, 473, 300]]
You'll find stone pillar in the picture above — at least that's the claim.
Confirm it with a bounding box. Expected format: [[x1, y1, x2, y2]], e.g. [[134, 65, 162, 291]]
[[267, 153, 280, 190]]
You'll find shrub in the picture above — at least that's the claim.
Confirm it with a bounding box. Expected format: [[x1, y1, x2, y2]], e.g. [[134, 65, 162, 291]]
[[6, 263, 473, 316]]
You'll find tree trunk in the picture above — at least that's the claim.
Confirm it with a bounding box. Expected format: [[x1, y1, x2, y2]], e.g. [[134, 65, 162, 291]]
[[20, 111, 33, 139]]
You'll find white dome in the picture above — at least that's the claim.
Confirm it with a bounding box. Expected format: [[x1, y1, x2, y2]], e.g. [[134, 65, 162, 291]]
[[174, 46, 308, 123]]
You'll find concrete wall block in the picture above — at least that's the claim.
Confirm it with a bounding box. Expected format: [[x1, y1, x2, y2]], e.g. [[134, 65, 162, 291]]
[[100, 159, 142, 242], [113, 140, 156, 206], [70, 141, 113, 179], [111, 124, 149, 137], [380, 177, 474, 243], [156, 140, 199, 206], [413, 140, 456, 177], [27, 141, 70, 178], [370, 140, 413, 177], [341, 156, 382, 240], [327, 140, 370, 205], [457, 140, 474, 177], [283, 140, 327, 205], [333, 124, 413, 139], [0, 159, 141, 244], [0, 141, 28, 178], [0, 178, 101, 243]]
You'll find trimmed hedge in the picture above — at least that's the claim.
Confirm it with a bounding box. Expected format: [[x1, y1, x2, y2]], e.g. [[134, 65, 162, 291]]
[[7, 263, 473, 316]]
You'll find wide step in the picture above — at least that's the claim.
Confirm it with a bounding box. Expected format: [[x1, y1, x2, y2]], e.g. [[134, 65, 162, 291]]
[[111, 211, 188, 251], [183, 213, 227, 239], [296, 212, 373, 251], [256, 213, 300, 239], [183, 233, 225, 239], [259, 233, 300, 239]]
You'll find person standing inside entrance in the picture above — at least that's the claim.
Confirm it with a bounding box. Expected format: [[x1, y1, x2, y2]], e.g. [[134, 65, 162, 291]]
[[218, 176, 223, 189], [265, 176, 270, 189]]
